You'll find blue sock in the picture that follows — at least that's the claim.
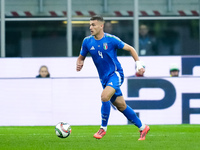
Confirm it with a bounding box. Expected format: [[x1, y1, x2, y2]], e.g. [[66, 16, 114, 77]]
[[122, 105, 142, 128], [101, 101, 111, 127]]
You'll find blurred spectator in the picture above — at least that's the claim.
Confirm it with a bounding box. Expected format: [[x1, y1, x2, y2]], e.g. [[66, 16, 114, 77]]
[[104, 21, 113, 34], [36, 65, 50, 78], [158, 29, 181, 55], [104, 21, 120, 37], [139, 24, 158, 56], [170, 63, 179, 77]]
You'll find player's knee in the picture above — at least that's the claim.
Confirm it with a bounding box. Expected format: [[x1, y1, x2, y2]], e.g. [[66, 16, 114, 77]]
[[101, 94, 110, 102]]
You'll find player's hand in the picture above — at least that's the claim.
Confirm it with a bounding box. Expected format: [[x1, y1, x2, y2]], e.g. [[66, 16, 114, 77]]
[[76, 60, 84, 71], [76, 55, 85, 72], [138, 67, 145, 75], [136, 61, 145, 75]]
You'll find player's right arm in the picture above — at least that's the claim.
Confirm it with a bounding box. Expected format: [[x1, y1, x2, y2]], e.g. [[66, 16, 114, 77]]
[[76, 54, 85, 72], [77, 37, 89, 72]]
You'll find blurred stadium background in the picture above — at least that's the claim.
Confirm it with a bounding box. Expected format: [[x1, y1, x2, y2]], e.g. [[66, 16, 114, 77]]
[[0, 0, 200, 126], [0, 0, 200, 57]]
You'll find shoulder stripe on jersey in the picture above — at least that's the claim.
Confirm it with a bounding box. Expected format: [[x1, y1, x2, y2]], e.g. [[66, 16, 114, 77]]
[[84, 35, 93, 40], [105, 33, 121, 42]]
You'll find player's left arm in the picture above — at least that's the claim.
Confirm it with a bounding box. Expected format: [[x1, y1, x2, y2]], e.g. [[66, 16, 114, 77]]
[[122, 43, 145, 75]]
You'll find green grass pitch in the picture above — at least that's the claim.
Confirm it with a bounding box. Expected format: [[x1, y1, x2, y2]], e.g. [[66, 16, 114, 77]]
[[0, 124, 199, 150]]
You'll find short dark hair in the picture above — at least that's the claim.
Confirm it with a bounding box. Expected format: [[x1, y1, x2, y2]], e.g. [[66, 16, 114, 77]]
[[90, 15, 104, 22]]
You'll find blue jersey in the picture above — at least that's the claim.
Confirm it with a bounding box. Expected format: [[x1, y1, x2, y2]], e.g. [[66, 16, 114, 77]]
[[80, 33, 125, 85]]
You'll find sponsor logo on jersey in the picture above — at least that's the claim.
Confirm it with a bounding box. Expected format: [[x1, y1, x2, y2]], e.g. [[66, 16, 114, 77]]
[[103, 43, 108, 50], [90, 46, 95, 50]]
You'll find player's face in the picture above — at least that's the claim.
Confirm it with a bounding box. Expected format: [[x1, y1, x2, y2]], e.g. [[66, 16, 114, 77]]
[[89, 20, 103, 36], [39, 67, 49, 77]]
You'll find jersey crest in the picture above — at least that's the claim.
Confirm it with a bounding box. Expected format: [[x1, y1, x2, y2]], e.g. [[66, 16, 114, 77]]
[[103, 43, 108, 50]]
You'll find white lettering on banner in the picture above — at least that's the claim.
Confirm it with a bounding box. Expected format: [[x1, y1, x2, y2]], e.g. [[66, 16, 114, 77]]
[[0, 77, 199, 126]]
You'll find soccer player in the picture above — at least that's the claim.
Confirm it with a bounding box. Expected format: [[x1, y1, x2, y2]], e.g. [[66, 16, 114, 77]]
[[76, 15, 150, 140]]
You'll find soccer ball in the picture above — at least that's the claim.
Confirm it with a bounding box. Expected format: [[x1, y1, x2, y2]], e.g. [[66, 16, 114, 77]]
[[55, 122, 71, 138]]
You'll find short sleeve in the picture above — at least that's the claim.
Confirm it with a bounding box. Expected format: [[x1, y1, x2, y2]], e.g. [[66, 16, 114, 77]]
[[112, 35, 125, 49], [80, 38, 88, 57]]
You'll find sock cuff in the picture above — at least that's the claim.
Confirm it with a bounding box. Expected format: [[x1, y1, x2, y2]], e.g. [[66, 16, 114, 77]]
[[139, 124, 146, 131], [100, 126, 107, 131]]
